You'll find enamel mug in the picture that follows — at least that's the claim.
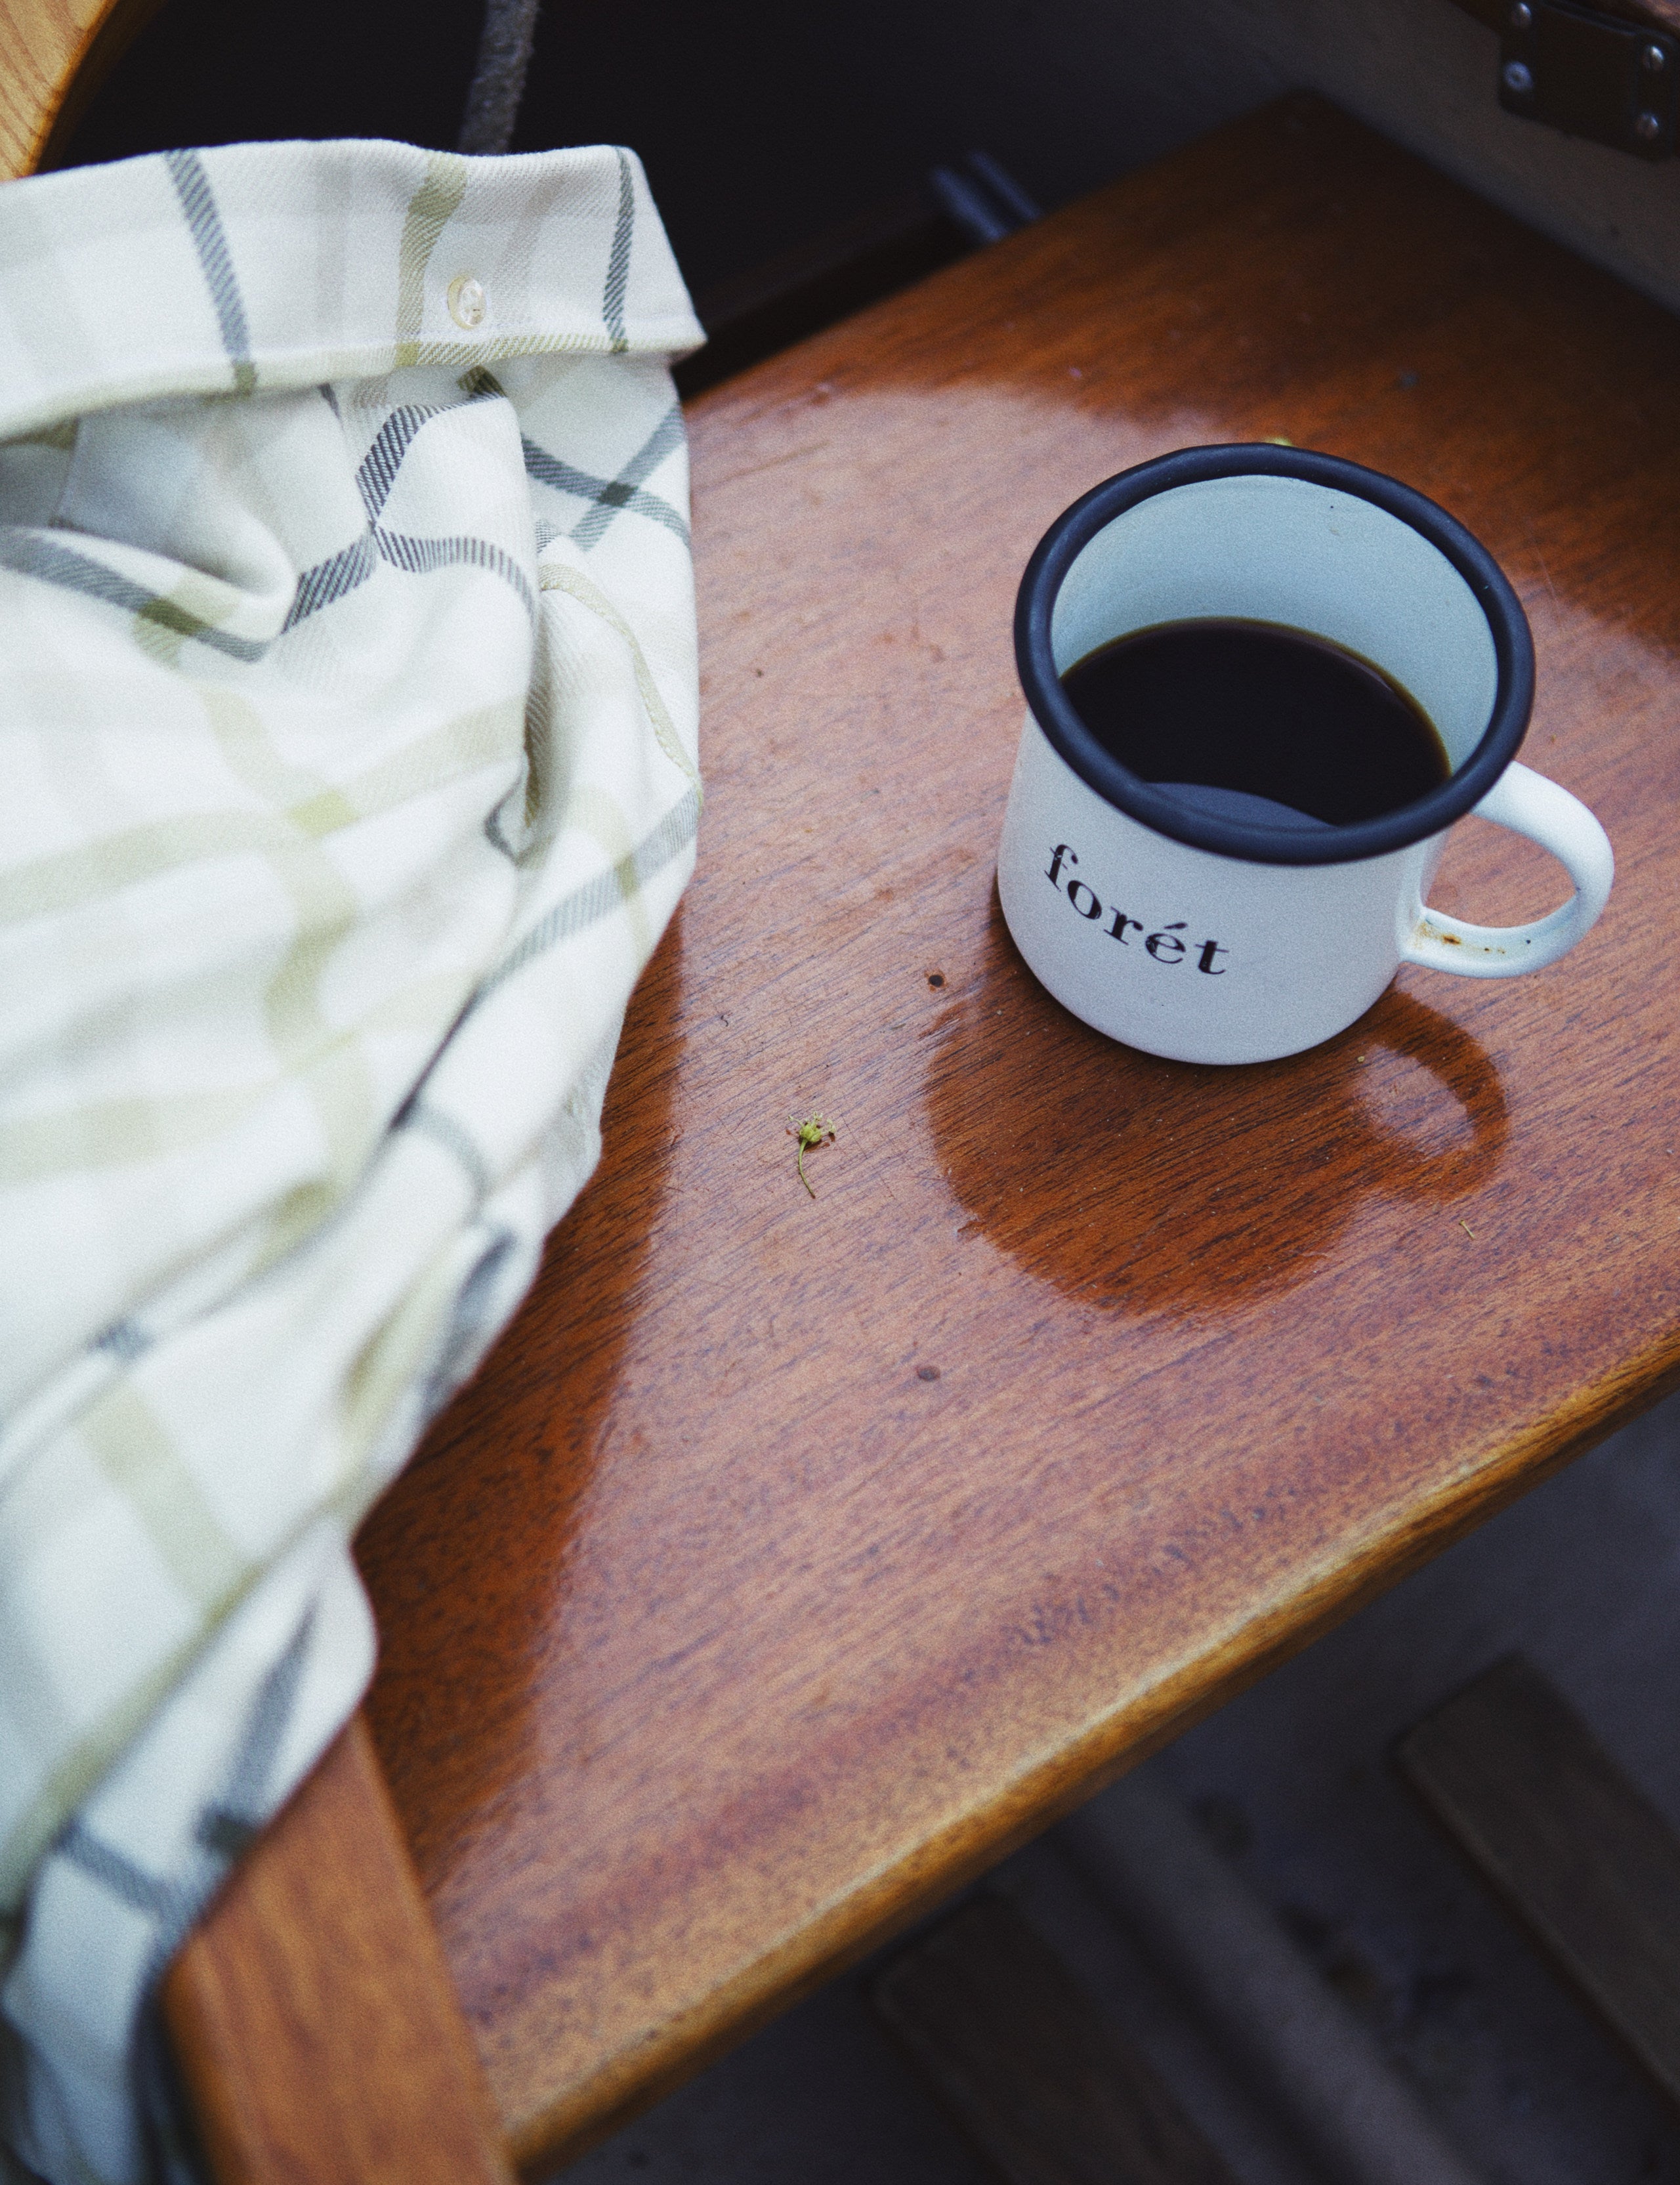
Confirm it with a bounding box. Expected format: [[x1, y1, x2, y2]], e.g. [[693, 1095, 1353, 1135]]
[[997, 445, 1614, 1066]]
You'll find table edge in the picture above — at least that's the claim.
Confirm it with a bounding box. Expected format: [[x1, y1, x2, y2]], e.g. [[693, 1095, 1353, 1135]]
[[505, 1331, 1680, 2173]]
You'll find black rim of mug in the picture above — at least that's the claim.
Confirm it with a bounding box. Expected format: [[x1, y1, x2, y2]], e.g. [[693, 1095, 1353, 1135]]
[[1013, 443, 1536, 868]]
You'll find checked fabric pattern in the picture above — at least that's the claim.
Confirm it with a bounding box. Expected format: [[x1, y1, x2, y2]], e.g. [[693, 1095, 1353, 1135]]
[[0, 138, 702, 2182]]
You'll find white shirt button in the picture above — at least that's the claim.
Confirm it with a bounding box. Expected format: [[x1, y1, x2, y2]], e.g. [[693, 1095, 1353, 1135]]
[[448, 275, 487, 330]]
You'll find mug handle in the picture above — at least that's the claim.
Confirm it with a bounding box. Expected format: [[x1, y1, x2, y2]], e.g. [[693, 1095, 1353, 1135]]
[[1400, 761, 1614, 979]]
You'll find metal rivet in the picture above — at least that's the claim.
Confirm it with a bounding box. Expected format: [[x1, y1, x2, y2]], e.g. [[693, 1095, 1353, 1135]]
[[1510, 1, 1532, 27], [1643, 39, 1667, 68], [447, 274, 487, 330], [1635, 107, 1664, 137], [1503, 58, 1536, 94]]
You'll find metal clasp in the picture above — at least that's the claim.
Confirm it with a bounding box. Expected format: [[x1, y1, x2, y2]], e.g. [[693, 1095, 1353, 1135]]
[[1500, 0, 1677, 159]]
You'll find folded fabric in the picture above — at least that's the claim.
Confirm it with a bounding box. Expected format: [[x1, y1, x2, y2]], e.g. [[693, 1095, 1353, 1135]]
[[0, 137, 702, 2183]]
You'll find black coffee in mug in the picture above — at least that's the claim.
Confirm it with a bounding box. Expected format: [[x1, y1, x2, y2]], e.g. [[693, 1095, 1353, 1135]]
[[1060, 616, 1451, 832]]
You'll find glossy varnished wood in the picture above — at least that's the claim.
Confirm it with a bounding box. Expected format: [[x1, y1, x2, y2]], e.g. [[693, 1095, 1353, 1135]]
[[162, 1725, 511, 2185], [356, 98, 1680, 2171], [161, 1717, 512, 2185]]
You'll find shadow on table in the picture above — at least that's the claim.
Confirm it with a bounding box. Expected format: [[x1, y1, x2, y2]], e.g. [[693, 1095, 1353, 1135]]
[[923, 899, 1507, 1321]]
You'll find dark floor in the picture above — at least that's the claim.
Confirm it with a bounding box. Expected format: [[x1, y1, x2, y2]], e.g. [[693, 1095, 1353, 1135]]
[[559, 1389, 1680, 2185]]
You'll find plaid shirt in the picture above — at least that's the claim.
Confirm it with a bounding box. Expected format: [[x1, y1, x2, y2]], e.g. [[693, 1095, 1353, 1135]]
[[0, 136, 702, 2184]]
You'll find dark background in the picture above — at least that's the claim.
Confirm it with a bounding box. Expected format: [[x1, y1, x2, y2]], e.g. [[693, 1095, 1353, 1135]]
[[58, 0, 1280, 299]]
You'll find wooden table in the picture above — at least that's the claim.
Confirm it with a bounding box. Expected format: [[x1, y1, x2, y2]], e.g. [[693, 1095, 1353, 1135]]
[[0, 0, 161, 174], [354, 95, 1680, 2174]]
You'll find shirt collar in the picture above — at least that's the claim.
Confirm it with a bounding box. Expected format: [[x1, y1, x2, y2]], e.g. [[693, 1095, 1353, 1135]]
[[0, 137, 702, 438]]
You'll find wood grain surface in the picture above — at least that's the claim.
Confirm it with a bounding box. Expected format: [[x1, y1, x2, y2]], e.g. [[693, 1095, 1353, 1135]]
[[355, 97, 1680, 2172], [161, 1716, 512, 2185], [1398, 1657, 1680, 2105], [0, 0, 158, 177]]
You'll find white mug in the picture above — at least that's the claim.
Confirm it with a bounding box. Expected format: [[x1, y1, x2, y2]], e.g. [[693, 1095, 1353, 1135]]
[[998, 446, 1614, 1066]]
